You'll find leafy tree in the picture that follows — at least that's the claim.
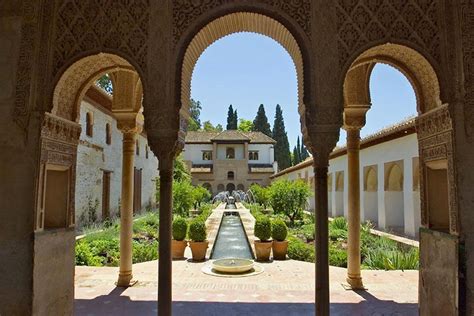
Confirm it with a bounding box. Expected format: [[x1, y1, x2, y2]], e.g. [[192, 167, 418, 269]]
[[269, 179, 311, 225], [202, 121, 223, 132], [172, 180, 194, 217], [192, 185, 211, 208], [238, 119, 254, 132], [173, 155, 191, 182], [250, 184, 270, 208], [252, 104, 272, 137], [272, 104, 292, 170], [97, 74, 113, 94], [188, 99, 202, 131], [226, 105, 238, 130]]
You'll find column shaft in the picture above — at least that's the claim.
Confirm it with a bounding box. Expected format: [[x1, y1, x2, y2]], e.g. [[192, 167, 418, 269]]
[[314, 165, 329, 316], [346, 129, 364, 289], [158, 158, 173, 316], [117, 131, 137, 287]]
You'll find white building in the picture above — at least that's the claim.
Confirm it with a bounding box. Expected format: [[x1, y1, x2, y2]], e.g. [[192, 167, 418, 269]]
[[183, 130, 277, 194], [75, 86, 159, 226], [272, 118, 421, 238]]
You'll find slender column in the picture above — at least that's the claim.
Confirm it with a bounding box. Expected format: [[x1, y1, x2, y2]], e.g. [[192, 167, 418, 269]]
[[345, 128, 364, 289], [117, 131, 137, 287], [314, 164, 330, 316], [158, 157, 174, 316]]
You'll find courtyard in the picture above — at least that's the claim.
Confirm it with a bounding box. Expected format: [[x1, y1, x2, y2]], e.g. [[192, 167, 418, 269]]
[[75, 259, 417, 316]]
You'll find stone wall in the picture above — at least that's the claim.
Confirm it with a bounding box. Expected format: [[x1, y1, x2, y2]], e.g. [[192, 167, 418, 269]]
[[75, 98, 159, 226]]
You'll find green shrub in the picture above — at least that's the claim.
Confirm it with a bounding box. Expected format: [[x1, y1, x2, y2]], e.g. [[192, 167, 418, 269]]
[[364, 248, 419, 270], [301, 224, 315, 241], [189, 219, 207, 242], [329, 244, 347, 267], [330, 217, 348, 230], [132, 240, 158, 263], [287, 237, 314, 262], [249, 203, 264, 218], [329, 228, 347, 241], [75, 241, 102, 266], [250, 184, 270, 208], [272, 219, 288, 241], [88, 239, 120, 266], [172, 217, 188, 241], [192, 185, 211, 208], [254, 215, 272, 241], [173, 180, 195, 217]]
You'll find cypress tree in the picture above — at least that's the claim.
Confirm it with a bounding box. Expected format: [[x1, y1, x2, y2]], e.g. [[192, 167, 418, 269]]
[[300, 136, 309, 160], [292, 146, 299, 166], [226, 105, 238, 130], [272, 104, 292, 170], [233, 110, 238, 130], [296, 137, 302, 163], [252, 104, 272, 137]]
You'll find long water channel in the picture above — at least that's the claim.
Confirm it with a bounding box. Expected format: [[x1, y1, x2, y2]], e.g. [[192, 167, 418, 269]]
[[210, 211, 253, 260]]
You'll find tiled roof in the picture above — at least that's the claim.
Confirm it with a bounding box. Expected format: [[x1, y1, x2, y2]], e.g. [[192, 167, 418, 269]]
[[185, 130, 276, 144]]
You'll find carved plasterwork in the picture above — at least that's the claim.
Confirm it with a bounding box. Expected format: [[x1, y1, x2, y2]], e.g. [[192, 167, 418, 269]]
[[53, 0, 149, 73], [172, 0, 311, 43], [36, 113, 81, 230], [416, 105, 458, 234], [336, 0, 441, 68], [460, 2, 474, 140]]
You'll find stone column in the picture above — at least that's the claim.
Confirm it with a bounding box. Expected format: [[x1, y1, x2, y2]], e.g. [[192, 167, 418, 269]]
[[345, 127, 364, 289], [117, 129, 139, 287], [343, 106, 369, 290], [244, 141, 249, 160], [158, 156, 173, 316]]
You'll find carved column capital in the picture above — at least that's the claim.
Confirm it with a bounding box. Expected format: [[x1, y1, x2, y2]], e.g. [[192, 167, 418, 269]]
[[305, 124, 340, 168], [116, 112, 143, 135], [343, 105, 370, 131]]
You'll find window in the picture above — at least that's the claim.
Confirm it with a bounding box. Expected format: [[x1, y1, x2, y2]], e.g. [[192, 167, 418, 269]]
[[136, 140, 140, 156], [105, 123, 111, 145], [227, 171, 235, 180], [202, 151, 212, 161], [86, 112, 94, 137], [226, 147, 235, 159], [249, 151, 259, 160]]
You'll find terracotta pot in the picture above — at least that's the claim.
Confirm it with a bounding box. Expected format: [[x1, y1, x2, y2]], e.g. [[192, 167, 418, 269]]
[[189, 241, 209, 261], [272, 240, 288, 260], [172, 240, 187, 260], [254, 240, 273, 262]]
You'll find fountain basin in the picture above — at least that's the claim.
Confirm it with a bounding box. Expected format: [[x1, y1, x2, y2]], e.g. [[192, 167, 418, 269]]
[[212, 258, 254, 274]]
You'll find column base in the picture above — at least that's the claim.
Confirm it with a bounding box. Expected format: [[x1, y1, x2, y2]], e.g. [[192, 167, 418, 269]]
[[344, 275, 365, 290], [116, 273, 136, 287]]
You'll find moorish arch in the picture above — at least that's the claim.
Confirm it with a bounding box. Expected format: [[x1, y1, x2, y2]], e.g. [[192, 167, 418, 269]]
[[180, 12, 307, 131]]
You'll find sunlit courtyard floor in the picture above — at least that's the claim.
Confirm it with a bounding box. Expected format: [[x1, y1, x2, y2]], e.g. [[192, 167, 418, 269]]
[[75, 259, 418, 316]]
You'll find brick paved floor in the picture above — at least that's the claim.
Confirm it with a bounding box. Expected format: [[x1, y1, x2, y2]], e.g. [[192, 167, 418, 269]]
[[75, 259, 418, 316]]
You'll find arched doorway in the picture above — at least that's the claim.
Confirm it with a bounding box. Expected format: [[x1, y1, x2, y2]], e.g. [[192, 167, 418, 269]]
[[226, 183, 236, 193]]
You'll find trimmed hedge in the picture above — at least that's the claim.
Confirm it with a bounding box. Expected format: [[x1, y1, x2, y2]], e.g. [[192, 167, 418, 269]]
[[254, 215, 272, 241], [172, 217, 188, 241], [189, 219, 207, 242], [272, 218, 288, 241]]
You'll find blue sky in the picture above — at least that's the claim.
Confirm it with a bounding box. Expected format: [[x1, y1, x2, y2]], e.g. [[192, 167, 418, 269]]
[[191, 33, 417, 149]]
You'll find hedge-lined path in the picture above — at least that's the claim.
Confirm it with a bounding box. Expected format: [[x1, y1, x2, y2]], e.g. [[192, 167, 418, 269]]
[[75, 259, 418, 315]]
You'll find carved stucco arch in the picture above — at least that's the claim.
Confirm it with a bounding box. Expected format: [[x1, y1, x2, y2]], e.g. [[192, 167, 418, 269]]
[[51, 53, 141, 122], [180, 12, 305, 127], [343, 43, 442, 114]]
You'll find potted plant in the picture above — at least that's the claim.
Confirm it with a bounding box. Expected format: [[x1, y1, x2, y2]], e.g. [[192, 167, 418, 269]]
[[271, 218, 288, 260], [254, 215, 273, 261], [172, 217, 188, 259], [188, 219, 208, 261]]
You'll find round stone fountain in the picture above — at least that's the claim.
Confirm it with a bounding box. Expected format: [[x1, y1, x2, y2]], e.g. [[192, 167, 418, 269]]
[[212, 258, 254, 274]]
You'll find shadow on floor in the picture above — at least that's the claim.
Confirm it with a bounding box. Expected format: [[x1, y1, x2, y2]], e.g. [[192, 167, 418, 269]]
[[75, 288, 417, 316]]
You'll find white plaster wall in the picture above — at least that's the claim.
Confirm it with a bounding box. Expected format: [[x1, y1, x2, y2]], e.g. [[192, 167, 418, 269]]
[[75, 100, 159, 225], [248, 144, 274, 164], [216, 144, 244, 160], [273, 133, 421, 238], [183, 144, 213, 164]]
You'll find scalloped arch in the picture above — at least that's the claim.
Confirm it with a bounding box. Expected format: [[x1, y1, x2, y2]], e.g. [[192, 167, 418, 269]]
[[181, 12, 304, 122]]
